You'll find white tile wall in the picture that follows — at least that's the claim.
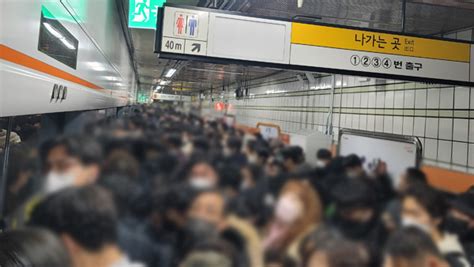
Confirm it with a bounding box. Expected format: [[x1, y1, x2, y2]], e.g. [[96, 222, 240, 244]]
[[469, 145, 474, 167], [375, 115, 384, 132], [438, 140, 452, 162], [427, 89, 440, 108], [403, 117, 414, 135], [425, 139, 438, 160], [414, 117, 426, 136], [368, 92, 376, 107], [455, 87, 470, 109], [452, 142, 468, 166], [404, 90, 415, 108], [385, 91, 394, 108], [394, 91, 404, 108], [415, 90, 427, 108], [425, 118, 439, 138], [384, 116, 393, 133], [453, 119, 469, 142], [393, 116, 403, 134], [440, 87, 454, 109], [376, 92, 385, 108], [227, 29, 473, 173], [439, 119, 453, 140]]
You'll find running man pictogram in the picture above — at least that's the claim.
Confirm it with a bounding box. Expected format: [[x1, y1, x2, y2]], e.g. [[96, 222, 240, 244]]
[[133, 0, 150, 23], [176, 14, 185, 35]]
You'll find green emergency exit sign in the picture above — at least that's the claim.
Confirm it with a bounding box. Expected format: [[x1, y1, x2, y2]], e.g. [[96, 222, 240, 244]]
[[129, 0, 166, 29]]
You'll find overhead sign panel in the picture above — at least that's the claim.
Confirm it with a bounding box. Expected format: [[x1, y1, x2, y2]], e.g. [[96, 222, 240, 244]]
[[290, 23, 472, 84], [159, 7, 291, 64], [207, 14, 291, 64], [153, 93, 191, 102], [291, 24, 470, 62], [155, 5, 474, 86]]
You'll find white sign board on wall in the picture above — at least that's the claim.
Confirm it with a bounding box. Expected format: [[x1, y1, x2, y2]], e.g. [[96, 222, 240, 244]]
[[156, 5, 474, 86], [339, 130, 421, 184]]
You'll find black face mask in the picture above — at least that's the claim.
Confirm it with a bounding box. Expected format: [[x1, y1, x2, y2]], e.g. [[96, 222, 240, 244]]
[[444, 216, 473, 239], [333, 214, 375, 240]]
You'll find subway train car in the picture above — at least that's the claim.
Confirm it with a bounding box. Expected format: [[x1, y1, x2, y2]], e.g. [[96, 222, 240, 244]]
[[0, 0, 136, 117], [0, 0, 138, 226]]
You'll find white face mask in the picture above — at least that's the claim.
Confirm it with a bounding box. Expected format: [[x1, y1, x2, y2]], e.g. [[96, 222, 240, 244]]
[[275, 194, 303, 224], [402, 217, 431, 233], [44, 171, 75, 194], [223, 147, 232, 157], [247, 154, 258, 164], [315, 160, 326, 168], [181, 142, 193, 156], [347, 169, 361, 179], [189, 177, 214, 189]]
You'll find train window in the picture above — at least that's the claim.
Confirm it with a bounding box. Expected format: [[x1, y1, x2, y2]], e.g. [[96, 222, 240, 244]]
[[0, 118, 7, 156], [38, 6, 79, 69], [0, 115, 43, 223]]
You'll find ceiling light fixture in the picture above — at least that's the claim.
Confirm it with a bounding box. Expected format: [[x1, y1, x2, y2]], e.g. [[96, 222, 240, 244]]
[[165, 68, 177, 78], [297, 0, 304, 8]]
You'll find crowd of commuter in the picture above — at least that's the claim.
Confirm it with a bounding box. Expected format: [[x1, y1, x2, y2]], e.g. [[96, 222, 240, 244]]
[[1, 105, 473, 267]]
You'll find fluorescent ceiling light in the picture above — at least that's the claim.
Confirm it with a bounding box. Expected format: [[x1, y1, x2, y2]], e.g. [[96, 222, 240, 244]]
[[165, 68, 177, 78], [298, 0, 304, 8]]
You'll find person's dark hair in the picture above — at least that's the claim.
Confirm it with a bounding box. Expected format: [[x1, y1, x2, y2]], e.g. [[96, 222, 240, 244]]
[[332, 178, 376, 209], [0, 228, 71, 267], [189, 188, 227, 214], [265, 250, 298, 267], [256, 146, 270, 162], [244, 164, 263, 184], [155, 183, 196, 213], [193, 137, 210, 152], [181, 238, 239, 267], [300, 226, 369, 267], [40, 135, 103, 167], [316, 149, 332, 161], [226, 137, 242, 152], [99, 174, 142, 217], [102, 150, 140, 179], [245, 140, 258, 153], [166, 133, 183, 148], [405, 168, 427, 186], [385, 227, 443, 264], [29, 185, 118, 251], [217, 163, 241, 192], [343, 154, 363, 168], [403, 184, 447, 221], [280, 146, 304, 164], [300, 226, 342, 264]]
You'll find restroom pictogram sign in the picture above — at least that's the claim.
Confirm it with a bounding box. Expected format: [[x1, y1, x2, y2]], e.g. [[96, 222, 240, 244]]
[[174, 12, 199, 38]]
